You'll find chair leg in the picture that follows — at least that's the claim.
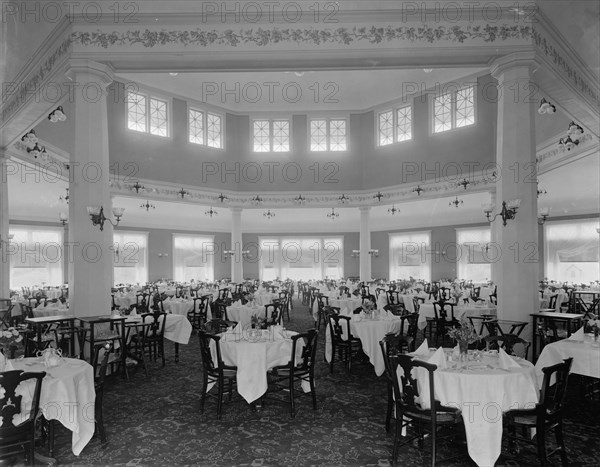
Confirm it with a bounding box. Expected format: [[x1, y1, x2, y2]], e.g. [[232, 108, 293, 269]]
[[200, 379, 208, 413], [555, 420, 569, 466], [392, 408, 401, 467], [217, 380, 224, 420], [289, 377, 296, 418], [385, 382, 393, 432], [329, 346, 335, 373], [96, 400, 107, 444], [310, 377, 317, 410], [48, 419, 55, 456], [536, 425, 548, 467]]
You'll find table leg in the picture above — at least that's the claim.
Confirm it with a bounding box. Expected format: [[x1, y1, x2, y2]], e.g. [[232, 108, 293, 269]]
[[69, 319, 75, 357], [174, 343, 180, 363], [531, 316, 538, 361]]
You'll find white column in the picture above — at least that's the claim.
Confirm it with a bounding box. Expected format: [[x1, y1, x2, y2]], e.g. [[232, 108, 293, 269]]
[[488, 191, 497, 284], [490, 53, 539, 334], [231, 207, 243, 283], [0, 151, 10, 297], [359, 207, 371, 282], [66, 61, 115, 317]]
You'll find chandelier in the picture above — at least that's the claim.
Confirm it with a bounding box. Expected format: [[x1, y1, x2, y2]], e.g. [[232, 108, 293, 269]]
[[218, 193, 229, 203], [457, 178, 470, 190], [263, 209, 276, 219], [388, 205, 400, 215], [130, 182, 144, 193], [338, 194, 350, 204], [205, 207, 218, 217], [251, 195, 263, 205], [178, 188, 189, 199], [140, 200, 155, 211], [538, 98, 556, 115], [449, 197, 463, 208], [412, 185, 424, 196], [373, 192, 384, 202], [294, 194, 306, 204], [558, 121, 584, 151], [327, 208, 339, 220]]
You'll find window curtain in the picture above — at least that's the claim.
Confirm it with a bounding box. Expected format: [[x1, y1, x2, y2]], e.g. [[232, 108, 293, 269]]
[[173, 234, 215, 282], [545, 219, 599, 283], [9, 227, 64, 288], [389, 231, 431, 281], [259, 237, 343, 281], [456, 227, 491, 283], [113, 231, 148, 285]]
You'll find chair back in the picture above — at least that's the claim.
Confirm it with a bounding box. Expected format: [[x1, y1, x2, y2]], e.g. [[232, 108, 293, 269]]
[[0, 370, 46, 453], [485, 334, 530, 359], [412, 296, 424, 312], [539, 358, 573, 420], [438, 287, 452, 301], [433, 301, 455, 322], [290, 329, 318, 374], [198, 331, 223, 376], [328, 313, 352, 343], [141, 312, 167, 339], [316, 294, 329, 311], [265, 303, 282, 326], [386, 290, 401, 306], [211, 300, 229, 321], [203, 319, 231, 334], [338, 286, 350, 297]]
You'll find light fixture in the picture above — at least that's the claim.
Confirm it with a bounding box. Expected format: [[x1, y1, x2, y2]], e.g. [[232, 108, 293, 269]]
[[351, 250, 360, 258], [388, 205, 400, 215], [538, 207, 551, 225], [39, 146, 49, 161], [59, 212, 68, 226], [27, 143, 42, 158], [86, 206, 124, 231], [242, 250, 251, 258], [178, 188, 189, 199], [0, 233, 14, 249], [449, 196, 464, 208], [21, 129, 37, 146], [413, 185, 424, 196], [263, 209, 275, 219], [457, 178, 470, 190], [537, 186, 547, 197], [59, 188, 69, 204], [567, 121, 584, 137], [205, 207, 218, 217], [223, 250, 236, 257], [294, 194, 306, 204], [326, 208, 339, 220], [130, 182, 144, 193], [537, 98, 556, 115], [218, 193, 229, 203], [48, 105, 67, 122], [373, 192, 384, 202], [338, 194, 350, 204], [140, 200, 155, 211], [368, 249, 379, 257], [482, 199, 521, 226], [558, 121, 584, 151], [251, 195, 263, 205]]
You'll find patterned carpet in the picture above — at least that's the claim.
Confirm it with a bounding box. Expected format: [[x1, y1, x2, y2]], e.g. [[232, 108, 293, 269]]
[[47, 302, 599, 467]]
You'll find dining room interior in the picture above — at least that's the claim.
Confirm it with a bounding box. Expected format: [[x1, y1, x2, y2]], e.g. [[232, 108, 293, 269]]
[[0, 1, 599, 466]]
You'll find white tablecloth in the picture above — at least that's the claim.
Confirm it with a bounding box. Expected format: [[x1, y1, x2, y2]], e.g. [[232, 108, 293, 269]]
[[535, 332, 600, 380], [417, 304, 497, 330], [5, 357, 96, 456], [226, 303, 263, 327], [163, 298, 194, 316], [126, 313, 192, 345], [33, 304, 72, 318], [210, 328, 306, 403], [113, 292, 137, 309], [404, 350, 539, 467], [325, 313, 403, 376]]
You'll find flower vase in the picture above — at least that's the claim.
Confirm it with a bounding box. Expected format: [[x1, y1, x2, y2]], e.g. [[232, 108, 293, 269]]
[[458, 341, 469, 362], [594, 327, 599, 342]]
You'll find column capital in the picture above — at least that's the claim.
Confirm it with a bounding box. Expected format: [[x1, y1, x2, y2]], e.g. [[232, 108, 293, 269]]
[[66, 59, 115, 88], [230, 207, 243, 214], [358, 206, 371, 213], [489, 51, 537, 82]]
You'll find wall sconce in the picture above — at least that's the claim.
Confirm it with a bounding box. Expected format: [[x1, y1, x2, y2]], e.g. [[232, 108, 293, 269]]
[[60, 188, 69, 204], [457, 178, 470, 190], [59, 212, 68, 226], [157, 253, 169, 257], [538, 98, 556, 115], [48, 106, 67, 122], [218, 193, 229, 203], [368, 249, 379, 257], [351, 250, 360, 258], [130, 182, 144, 193], [0, 233, 14, 249], [538, 207, 551, 225], [223, 250, 236, 257], [86, 206, 124, 231], [482, 199, 520, 226]]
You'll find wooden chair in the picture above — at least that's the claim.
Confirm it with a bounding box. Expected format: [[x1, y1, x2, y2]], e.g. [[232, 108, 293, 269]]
[[198, 331, 238, 419], [188, 295, 210, 331], [0, 298, 14, 329], [484, 335, 531, 360], [432, 301, 458, 346], [386, 290, 402, 307], [140, 312, 167, 366], [315, 294, 330, 330], [504, 358, 573, 467], [267, 329, 318, 417], [0, 370, 46, 466], [327, 313, 362, 373], [264, 303, 283, 326]]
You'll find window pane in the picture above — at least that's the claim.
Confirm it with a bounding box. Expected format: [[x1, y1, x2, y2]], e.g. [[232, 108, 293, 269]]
[[9, 227, 63, 288], [329, 120, 347, 151], [378, 110, 393, 146], [149, 98, 168, 136], [206, 113, 222, 148], [189, 109, 204, 144], [113, 232, 148, 285], [456, 86, 475, 128], [272, 120, 290, 152], [433, 93, 452, 133], [545, 220, 599, 283], [173, 235, 215, 282], [310, 120, 327, 151], [127, 91, 146, 132], [253, 120, 270, 152], [396, 106, 412, 142], [389, 232, 431, 281], [456, 227, 491, 283]]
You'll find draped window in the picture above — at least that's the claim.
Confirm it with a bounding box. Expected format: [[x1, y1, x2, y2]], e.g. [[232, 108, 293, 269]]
[[259, 237, 343, 281], [113, 231, 148, 285], [456, 227, 491, 282], [8, 227, 63, 288], [545, 219, 599, 283], [389, 231, 431, 281], [173, 234, 215, 282]]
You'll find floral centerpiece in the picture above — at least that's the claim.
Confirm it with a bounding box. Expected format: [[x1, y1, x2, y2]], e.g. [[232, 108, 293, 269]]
[[447, 315, 480, 358], [362, 299, 376, 318], [1, 327, 24, 369], [250, 313, 266, 329], [585, 315, 600, 341]]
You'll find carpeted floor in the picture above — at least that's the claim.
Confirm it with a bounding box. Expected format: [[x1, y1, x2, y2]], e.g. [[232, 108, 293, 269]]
[[48, 301, 599, 466]]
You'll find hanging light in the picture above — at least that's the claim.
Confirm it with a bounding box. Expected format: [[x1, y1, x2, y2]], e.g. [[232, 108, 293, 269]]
[[218, 193, 229, 203], [537, 98, 556, 115], [564, 136, 578, 151], [60, 188, 69, 204], [351, 250, 360, 258], [263, 209, 276, 219], [178, 188, 189, 199], [294, 194, 306, 205], [48, 106, 67, 122], [27, 143, 42, 158], [326, 208, 339, 220], [140, 200, 155, 211], [412, 185, 424, 196], [251, 195, 263, 205], [457, 178, 470, 190], [449, 196, 463, 208], [205, 207, 218, 217], [558, 121, 584, 151], [338, 194, 350, 204], [388, 205, 400, 215], [21, 129, 37, 146], [538, 207, 551, 225], [373, 192, 384, 202], [59, 212, 68, 226], [130, 182, 144, 193], [567, 121, 584, 137]]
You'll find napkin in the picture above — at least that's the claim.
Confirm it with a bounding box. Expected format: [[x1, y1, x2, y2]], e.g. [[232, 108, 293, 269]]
[[353, 314, 363, 322], [498, 348, 521, 369], [427, 347, 447, 369], [413, 339, 429, 356], [232, 300, 242, 307], [568, 326, 584, 340]]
